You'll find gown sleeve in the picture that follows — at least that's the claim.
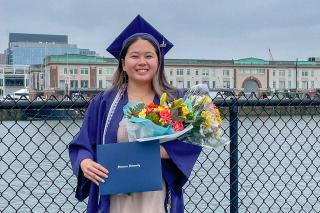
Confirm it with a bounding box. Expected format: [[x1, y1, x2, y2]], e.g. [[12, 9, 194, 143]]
[[161, 89, 202, 193], [68, 92, 104, 201], [162, 140, 202, 192]]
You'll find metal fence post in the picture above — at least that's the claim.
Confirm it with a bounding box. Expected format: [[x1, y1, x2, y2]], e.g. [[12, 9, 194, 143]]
[[229, 99, 238, 213]]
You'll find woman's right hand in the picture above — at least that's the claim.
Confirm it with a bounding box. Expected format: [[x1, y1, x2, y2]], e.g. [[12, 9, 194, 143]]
[[80, 159, 109, 186]]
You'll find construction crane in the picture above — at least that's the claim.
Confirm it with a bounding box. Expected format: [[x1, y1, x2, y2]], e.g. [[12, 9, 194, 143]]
[[268, 48, 274, 61]]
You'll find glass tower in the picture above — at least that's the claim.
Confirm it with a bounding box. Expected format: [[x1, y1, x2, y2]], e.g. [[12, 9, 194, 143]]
[[7, 33, 80, 65]]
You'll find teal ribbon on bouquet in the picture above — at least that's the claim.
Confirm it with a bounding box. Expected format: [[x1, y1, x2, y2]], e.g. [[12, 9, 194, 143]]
[[127, 117, 174, 136]]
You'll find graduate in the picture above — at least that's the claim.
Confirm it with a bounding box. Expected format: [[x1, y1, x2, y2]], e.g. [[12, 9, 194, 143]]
[[69, 15, 202, 213]]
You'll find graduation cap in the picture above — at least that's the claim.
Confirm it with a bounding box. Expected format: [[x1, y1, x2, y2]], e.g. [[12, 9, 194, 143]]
[[106, 15, 173, 59]]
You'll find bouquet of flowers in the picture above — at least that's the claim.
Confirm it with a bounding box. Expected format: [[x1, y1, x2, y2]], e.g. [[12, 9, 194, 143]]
[[121, 85, 228, 148]]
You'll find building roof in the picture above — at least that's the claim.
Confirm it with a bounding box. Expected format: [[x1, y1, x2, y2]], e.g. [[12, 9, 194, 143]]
[[234, 57, 269, 65], [46, 54, 117, 64], [165, 59, 233, 66], [9, 33, 68, 44]]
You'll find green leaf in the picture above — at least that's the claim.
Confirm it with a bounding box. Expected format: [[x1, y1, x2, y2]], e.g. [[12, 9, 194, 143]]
[[160, 93, 167, 105], [173, 98, 183, 107], [127, 103, 146, 117]]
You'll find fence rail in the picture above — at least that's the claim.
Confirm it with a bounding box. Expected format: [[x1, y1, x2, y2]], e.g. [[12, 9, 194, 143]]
[[0, 95, 319, 212]]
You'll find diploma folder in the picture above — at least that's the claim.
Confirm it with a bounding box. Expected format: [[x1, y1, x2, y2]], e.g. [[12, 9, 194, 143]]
[[97, 140, 162, 195]]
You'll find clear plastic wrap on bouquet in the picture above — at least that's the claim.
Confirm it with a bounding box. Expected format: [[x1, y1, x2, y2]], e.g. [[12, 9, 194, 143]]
[[178, 127, 229, 149]]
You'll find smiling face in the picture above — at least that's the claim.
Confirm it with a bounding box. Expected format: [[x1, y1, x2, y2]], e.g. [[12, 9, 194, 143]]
[[122, 39, 159, 85]]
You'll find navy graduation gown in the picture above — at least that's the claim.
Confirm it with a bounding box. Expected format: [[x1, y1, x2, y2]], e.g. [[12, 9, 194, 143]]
[[68, 88, 202, 213]]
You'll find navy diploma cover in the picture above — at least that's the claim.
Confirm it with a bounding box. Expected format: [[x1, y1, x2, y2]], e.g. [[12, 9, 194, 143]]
[[97, 140, 163, 195]]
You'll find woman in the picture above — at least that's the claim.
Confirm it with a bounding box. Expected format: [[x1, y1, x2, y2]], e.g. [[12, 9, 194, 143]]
[[69, 15, 201, 213]]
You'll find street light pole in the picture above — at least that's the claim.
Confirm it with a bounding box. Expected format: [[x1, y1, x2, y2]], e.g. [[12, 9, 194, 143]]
[[66, 53, 69, 97], [43, 42, 47, 91], [295, 58, 298, 90]]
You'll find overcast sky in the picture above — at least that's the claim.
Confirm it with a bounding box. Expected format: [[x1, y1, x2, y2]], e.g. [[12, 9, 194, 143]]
[[1, 0, 319, 61]]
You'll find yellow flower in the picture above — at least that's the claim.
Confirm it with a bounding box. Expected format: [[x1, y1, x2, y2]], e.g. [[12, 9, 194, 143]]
[[182, 106, 189, 117], [201, 111, 213, 128], [157, 106, 165, 111], [214, 108, 221, 117], [217, 116, 222, 125], [202, 95, 212, 104], [138, 109, 146, 118]]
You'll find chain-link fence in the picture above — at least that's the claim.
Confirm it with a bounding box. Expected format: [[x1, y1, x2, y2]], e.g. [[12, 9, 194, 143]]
[[1, 94, 319, 212]]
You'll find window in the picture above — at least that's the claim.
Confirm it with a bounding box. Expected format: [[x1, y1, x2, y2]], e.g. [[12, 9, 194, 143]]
[[273, 81, 276, 89], [80, 68, 89, 75], [195, 70, 198, 75], [279, 70, 285, 77], [99, 80, 103, 88], [176, 69, 183, 75], [170, 70, 173, 76], [202, 81, 209, 87], [70, 68, 78, 75], [26, 79, 29, 87], [279, 81, 285, 89], [223, 70, 230, 76], [177, 80, 184, 88], [212, 81, 216, 88], [39, 73, 44, 79], [0, 79, 3, 86], [60, 68, 67, 75], [273, 70, 276, 77], [106, 68, 113, 75], [202, 69, 209, 76], [187, 69, 190, 75], [302, 81, 308, 89], [187, 81, 190, 88], [80, 80, 88, 88], [195, 81, 199, 85], [223, 81, 230, 88], [288, 71, 292, 77], [311, 81, 314, 88], [288, 81, 292, 89], [106, 80, 112, 88], [256, 69, 265, 74], [59, 80, 66, 89], [70, 80, 78, 89], [99, 68, 102, 75], [311, 71, 314, 77], [302, 71, 308, 77]]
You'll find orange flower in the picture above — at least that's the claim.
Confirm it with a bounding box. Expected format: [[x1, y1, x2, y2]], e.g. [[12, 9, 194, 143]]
[[147, 103, 158, 109]]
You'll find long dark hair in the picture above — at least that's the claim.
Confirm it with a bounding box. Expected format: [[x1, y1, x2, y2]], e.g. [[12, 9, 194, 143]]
[[112, 36, 176, 101]]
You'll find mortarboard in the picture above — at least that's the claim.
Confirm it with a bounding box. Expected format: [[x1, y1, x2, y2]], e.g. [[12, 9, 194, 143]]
[[106, 15, 173, 59]]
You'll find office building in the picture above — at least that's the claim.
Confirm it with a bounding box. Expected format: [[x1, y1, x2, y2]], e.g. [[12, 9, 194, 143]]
[[0, 53, 6, 64], [7, 33, 80, 65]]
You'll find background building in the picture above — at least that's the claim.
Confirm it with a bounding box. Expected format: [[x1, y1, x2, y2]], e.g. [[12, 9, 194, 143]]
[[38, 54, 117, 100], [6, 33, 96, 65], [37, 54, 320, 100], [0, 53, 7, 64], [0, 65, 30, 99]]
